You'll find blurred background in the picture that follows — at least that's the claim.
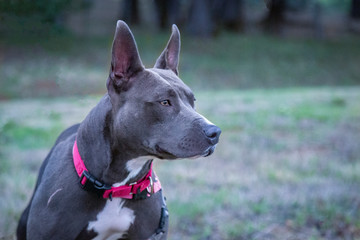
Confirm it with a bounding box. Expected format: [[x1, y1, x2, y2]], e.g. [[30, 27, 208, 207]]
[[0, 0, 360, 239]]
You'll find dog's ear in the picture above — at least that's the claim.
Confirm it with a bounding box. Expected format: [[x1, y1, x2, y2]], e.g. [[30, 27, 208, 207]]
[[107, 20, 144, 94], [154, 24, 181, 75]]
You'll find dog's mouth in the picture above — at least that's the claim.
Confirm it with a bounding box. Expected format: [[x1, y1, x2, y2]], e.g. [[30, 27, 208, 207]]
[[155, 145, 177, 159], [202, 145, 216, 157], [154, 144, 216, 159]]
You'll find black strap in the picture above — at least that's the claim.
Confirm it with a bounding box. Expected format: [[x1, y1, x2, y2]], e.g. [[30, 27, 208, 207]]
[[155, 206, 168, 234], [148, 191, 169, 240]]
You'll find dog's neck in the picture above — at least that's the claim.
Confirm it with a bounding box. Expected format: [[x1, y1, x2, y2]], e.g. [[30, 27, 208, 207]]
[[76, 94, 152, 185]]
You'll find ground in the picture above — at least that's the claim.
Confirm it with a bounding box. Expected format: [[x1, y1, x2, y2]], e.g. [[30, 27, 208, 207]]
[[1, 87, 359, 239]]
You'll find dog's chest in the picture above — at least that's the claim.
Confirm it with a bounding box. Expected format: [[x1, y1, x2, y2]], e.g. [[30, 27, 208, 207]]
[[87, 199, 135, 240]]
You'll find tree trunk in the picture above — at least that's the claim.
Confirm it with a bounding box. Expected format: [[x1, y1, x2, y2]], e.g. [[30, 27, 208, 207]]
[[121, 0, 140, 25], [187, 0, 214, 37], [154, 0, 180, 30], [262, 0, 286, 33], [350, 0, 360, 19], [213, 0, 244, 32]]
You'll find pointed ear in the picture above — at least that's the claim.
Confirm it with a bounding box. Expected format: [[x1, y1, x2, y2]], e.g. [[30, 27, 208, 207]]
[[107, 20, 144, 93], [154, 24, 181, 75]]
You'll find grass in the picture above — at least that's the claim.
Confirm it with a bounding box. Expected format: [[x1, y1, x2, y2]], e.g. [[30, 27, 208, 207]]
[[1, 29, 360, 99], [2, 87, 359, 239], [1, 121, 62, 149]]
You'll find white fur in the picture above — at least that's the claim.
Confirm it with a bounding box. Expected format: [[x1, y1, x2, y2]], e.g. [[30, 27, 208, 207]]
[[113, 156, 152, 187], [87, 199, 135, 240], [87, 156, 152, 239]]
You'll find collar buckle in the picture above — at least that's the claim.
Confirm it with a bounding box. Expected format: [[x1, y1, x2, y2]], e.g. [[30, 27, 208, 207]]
[[131, 176, 155, 200], [80, 170, 111, 198]]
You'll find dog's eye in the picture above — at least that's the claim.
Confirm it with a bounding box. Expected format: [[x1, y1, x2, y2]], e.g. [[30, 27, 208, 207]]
[[160, 100, 171, 106]]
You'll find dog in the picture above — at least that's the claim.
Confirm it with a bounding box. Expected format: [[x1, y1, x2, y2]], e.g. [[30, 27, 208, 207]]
[[17, 20, 221, 240]]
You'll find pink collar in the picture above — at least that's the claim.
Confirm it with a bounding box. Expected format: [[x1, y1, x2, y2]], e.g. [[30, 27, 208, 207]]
[[72, 140, 161, 200]]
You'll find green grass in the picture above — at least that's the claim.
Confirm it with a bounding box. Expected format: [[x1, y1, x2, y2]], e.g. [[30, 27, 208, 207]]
[[293, 198, 360, 236], [1, 120, 62, 149], [1, 30, 360, 99]]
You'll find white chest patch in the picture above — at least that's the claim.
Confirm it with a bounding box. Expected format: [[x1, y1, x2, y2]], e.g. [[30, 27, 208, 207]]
[[113, 156, 152, 187], [88, 199, 135, 240]]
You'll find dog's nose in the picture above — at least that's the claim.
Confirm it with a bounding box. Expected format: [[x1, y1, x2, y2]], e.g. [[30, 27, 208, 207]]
[[204, 125, 221, 145]]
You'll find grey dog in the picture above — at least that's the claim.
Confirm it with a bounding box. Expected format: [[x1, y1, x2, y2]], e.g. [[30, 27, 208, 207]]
[[17, 20, 221, 240]]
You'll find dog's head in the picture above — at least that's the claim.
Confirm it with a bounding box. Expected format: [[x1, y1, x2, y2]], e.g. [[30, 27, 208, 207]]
[[106, 21, 220, 159]]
